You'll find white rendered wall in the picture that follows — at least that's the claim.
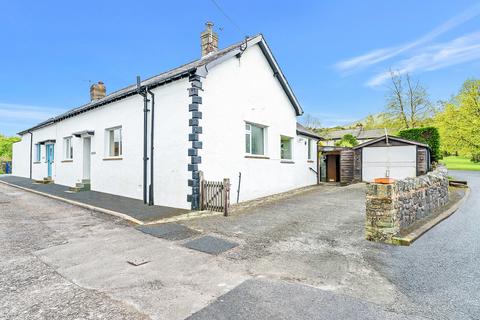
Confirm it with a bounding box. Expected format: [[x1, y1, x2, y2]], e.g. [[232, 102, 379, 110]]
[[11, 78, 191, 208], [11, 138, 30, 177], [200, 44, 318, 203]]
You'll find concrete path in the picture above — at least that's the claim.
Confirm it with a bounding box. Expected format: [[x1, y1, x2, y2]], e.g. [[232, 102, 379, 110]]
[[0, 175, 188, 223]]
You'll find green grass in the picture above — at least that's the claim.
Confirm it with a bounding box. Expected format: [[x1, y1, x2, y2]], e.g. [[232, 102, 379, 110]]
[[440, 156, 480, 171]]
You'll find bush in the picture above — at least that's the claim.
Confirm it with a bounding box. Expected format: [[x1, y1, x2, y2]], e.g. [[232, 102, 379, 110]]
[[398, 127, 441, 160], [335, 134, 359, 147]]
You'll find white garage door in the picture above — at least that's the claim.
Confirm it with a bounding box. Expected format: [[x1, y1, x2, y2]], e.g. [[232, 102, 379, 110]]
[[362, 146, 416, 182]]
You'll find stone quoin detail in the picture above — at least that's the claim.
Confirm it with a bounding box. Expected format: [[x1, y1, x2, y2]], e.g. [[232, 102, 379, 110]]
[[365, 167, 449, 243], [187, 74, 203, 210]]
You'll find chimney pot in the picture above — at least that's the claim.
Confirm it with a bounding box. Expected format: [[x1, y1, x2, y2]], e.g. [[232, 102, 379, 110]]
[[201, 21, 218, 57], [90, 81, 106, 101]]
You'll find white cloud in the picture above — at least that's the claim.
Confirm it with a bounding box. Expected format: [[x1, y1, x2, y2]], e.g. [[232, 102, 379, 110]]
[[335, 3, 480, 73], [367, 31, 480, 87]]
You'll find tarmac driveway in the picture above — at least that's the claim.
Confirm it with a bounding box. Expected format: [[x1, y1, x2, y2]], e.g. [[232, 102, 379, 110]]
[[182, 184, 399, 305]]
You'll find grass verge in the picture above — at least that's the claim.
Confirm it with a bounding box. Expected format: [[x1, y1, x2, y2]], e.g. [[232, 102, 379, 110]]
[[440, 156, 480, 171]]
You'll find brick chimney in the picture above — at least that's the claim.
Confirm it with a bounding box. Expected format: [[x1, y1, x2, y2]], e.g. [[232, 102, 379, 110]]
[[90, 81, 106, 101], [201, 22, 218, 57]]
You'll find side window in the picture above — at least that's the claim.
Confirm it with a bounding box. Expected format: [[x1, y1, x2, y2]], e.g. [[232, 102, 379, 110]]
[[63, 137, 73, 159], [35, 144, 41, 162], [106, 127, 122, 157], [308, 139, 315, 160], [245, 123, 265, 155], [280, 136, 293, 160]]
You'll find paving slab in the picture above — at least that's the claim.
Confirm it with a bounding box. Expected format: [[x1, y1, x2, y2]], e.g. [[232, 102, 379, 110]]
[[136, 223, 200, 240], [184, 235, 238, 255], [0, 175, 188, 224]]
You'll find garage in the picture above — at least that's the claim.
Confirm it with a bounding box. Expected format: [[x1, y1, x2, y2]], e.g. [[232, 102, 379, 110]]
[[353, 135, 431, 182]]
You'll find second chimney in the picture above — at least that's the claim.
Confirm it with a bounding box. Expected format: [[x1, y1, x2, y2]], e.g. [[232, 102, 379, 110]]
[[201, 22, 218, 57], [90, 81, 106, 101]]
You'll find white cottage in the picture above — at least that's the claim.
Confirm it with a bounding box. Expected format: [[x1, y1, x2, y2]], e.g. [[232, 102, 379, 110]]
[[12, 23, 321, 210]]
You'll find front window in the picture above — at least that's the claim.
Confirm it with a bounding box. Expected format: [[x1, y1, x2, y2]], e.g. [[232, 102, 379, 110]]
[[245, 123, 265, 155], [35, 144, 41, 162], [281, 136, 293, 160], [63, 137, 73, 159], [106, 127, 122, 157]]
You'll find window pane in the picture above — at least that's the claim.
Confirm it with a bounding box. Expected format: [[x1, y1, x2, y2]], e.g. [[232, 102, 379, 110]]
[[109, 128, 122, 156], [109, 130, 115, 156], [251, 125, 264, 155], [245, 133, 251, 153], [281, 137, 292, 159], [308, 139, 312, 159]]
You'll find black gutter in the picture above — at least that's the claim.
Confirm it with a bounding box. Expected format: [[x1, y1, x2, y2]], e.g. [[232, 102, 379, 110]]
[[137, 76, 149, 205], [29, 131, 33, 179], [147, 88, 155, 206]]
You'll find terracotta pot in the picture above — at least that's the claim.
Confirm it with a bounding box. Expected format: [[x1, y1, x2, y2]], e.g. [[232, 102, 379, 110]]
[[374, 178, 395, 184]]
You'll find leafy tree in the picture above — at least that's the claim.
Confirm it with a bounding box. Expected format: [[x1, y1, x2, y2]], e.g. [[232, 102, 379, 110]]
[[335, 134, 358, 147], [0, 134, 20, 161], [435, 79, 480, 161], [385, 71, 434, 129]]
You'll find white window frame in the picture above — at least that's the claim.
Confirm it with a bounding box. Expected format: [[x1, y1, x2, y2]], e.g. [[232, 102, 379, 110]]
[[245, 122, 266, 156], [63, 136, 73, 160], [35, 144, 41, 162], [105, 126, 123, 157], [280, 135, 293, 160]]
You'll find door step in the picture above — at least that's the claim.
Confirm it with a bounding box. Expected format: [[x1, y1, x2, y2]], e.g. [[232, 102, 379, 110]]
[[34, 177, 54, 184], [68, 181, 91, 192]]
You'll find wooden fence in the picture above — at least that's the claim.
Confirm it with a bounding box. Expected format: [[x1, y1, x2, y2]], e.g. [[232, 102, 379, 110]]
[[199, 172, 230, 216]]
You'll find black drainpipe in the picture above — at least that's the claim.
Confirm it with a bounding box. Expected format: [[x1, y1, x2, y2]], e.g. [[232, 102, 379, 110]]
[[147, 88, 155, 206], [137, 76, 149, 204], [29, 131, 33, 179]]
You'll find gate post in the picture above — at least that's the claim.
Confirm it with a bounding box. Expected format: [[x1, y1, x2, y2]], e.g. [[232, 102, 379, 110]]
[[223, 178, 230, 216], [199, 171, 204, 210]]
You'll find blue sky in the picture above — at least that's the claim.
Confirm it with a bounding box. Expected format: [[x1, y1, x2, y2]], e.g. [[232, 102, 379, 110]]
[[1, 0, 480, 135]]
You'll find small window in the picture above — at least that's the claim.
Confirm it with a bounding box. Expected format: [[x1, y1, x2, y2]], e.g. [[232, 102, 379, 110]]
[[280, 136, 293, 160], [308, 139, 315, 160], [106, 127, 122, 157], [63, 137, 73, 160], [35, 144, 41, 162], [245, 123, 265, 155]]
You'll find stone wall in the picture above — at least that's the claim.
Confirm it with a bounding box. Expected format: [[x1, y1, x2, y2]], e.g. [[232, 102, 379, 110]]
[[365, 167, 449, 243]]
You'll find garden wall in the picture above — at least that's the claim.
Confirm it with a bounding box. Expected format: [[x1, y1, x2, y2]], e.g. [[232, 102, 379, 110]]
[[365, 167, 449, 243]]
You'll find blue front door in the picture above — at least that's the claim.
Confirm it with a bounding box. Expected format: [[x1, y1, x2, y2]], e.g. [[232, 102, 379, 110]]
[[46, 144, 54, 177]]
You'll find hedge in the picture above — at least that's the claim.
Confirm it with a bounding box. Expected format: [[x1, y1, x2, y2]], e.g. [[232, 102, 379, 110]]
[[398, 127, 441, 160]]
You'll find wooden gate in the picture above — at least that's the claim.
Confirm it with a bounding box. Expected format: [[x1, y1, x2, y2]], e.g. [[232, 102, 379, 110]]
[[200, 173, 230, 216]]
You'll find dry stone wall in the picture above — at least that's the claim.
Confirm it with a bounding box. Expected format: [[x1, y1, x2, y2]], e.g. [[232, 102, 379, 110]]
[[365, 167, 449, 243]]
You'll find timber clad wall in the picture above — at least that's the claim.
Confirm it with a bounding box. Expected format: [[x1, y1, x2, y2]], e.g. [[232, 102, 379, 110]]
[[340, 149, 354, 184], [417, 147, 428, 175], [353, 149, 362, 182]]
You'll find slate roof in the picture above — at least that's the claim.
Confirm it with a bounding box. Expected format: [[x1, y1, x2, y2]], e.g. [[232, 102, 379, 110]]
[[296, 123, 323, 139], [353, 135, 429, 149], [324, 127, 388, 140], [19, 34, 303, 135]]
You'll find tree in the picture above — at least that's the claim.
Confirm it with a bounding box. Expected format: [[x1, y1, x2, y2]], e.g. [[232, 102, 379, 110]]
[[435, 79, 480, 161], [301, 114, 321, 129], [0, 134, 20, 161], [385, 71, 433, 129], [335, 134, 359, 147]]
